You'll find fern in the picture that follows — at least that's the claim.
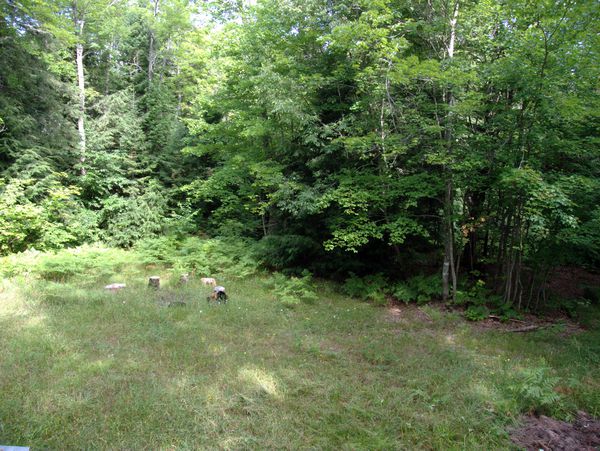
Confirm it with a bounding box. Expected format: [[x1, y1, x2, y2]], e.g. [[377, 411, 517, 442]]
[[510, 365, 563, 415]]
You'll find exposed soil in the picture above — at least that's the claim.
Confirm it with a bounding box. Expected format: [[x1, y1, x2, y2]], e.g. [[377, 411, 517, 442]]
[[387, 301, 585, 336], [386, 304, 433, 324], [509, 411, 600, 451], [472, 313, 584, 336]]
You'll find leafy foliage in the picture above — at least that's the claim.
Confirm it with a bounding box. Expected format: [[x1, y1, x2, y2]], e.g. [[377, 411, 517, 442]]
[[393, 275, 442, 304], [509, 365, 564, 416], [342, 273, 388, 305], [0, 245, 136, 282], [135, 236, 259, 279], [464, 305, 490, 322], [267, 271, 318, 308]]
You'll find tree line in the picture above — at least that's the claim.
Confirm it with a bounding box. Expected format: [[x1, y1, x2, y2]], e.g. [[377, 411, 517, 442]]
[[1, 0, 598, 308]]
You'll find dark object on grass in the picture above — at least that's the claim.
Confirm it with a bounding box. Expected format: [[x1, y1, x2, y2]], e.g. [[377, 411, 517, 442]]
[[207, 285, 228, 304], [149, 276, 160, 289]]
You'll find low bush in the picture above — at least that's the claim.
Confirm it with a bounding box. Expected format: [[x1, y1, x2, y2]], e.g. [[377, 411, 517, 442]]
[[254, 234, 321, 273], [342, 273, 388, 305], [134, 236, 259, 279], [35, 247, 136, 282], [0, 245, 136, 282], [455, 278, 521, 321], [509, 364, 564, 416], [267, 271, 318, 308], [393, 274, 441, 304], [465, 305, 490, 321]]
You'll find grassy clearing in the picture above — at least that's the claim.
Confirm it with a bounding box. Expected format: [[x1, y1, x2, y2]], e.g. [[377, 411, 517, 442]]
[[1, 250, 599, 449]]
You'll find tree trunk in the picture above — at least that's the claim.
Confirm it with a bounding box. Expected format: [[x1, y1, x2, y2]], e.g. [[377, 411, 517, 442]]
[[148, 0, 159, 83], [441, 0, 459, 302], [75, 14, 86, 175], [149, 276, 160, 289]]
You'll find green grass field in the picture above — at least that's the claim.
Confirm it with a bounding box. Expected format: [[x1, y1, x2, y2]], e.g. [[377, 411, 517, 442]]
[[1, 255, 599, 449]]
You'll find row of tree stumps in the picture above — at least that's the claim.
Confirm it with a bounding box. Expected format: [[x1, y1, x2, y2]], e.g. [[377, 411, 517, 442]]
[[148, 274, 189, 289], [105, 274, 189, 291]]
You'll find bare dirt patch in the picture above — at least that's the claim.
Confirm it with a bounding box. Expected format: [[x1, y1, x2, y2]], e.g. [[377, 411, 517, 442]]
[[470, 312, 584, 336], [386, 304, 433, 324], [509, 411, 600, 451]]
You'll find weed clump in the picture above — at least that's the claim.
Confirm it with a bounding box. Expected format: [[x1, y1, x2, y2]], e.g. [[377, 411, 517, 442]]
[[343, 273, 388, 305], [509, 364, 564, 416], [267, 271, 317, 308]]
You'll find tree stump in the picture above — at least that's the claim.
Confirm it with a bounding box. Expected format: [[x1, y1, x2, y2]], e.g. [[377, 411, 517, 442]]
[[148, 276, 160, 289]]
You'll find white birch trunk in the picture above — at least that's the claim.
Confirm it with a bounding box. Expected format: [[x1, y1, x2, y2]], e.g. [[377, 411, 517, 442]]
[[76, 16, 86, 175], [442, 1, 459, 302], [148, 0, 159, 83]]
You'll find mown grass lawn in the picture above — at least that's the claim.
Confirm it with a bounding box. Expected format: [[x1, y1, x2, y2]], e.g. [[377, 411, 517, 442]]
[[1, 267, 599, 449]]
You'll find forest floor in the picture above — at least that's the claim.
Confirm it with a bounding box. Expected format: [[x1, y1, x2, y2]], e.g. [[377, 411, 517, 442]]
[[1, 260, 599, 449]]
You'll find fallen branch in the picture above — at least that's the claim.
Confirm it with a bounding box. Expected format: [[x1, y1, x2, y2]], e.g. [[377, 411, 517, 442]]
[[505, 324, 550, 333], [488, 315, 527, 324]]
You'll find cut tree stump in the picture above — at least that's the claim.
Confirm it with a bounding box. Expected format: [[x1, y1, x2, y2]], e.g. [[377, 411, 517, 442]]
[[148, 276, 160, 289]]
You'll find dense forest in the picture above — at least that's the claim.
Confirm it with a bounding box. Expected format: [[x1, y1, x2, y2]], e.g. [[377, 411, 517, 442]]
[[1, 0, 599, 308]]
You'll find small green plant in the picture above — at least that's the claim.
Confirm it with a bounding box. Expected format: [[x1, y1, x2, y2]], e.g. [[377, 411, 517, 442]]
[[495, 302, 523, 322], [342, 273, 388, 305], [509, 365, 563, 415], [392, 283, 417, 303], [407, 274, 441, 303], [269, 271, 318, 308], [464, 305, 490, 321], [561, 298, 592, 319], [392, 274, 440, 304], [454, 279, 489, 305]]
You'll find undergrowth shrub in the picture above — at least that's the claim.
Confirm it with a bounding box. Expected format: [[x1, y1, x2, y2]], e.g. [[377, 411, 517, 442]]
[[267, 271, 318, 308], [456, 278, 521, 321], [342, 273, 388, 305], [135, 236, 259, 278], [35, 247, 136, 282], [464, 305, 490, 321], [1, 246, 136, 282], [134, 236, 179, 265], [254, 234, 321, 273], [509, 364, 564, 416], [100, 182, 168, 248], [0, 249, 42, 278], [393, 274, 441, 304]]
